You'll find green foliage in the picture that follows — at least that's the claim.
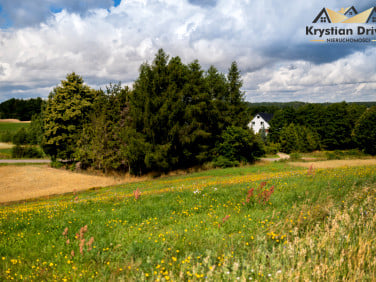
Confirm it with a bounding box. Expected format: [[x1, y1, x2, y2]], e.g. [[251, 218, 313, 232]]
[[75, 83, 131, 172], [214, 126, 264, 167], [0, 122, 30, 142], [42, 73, 96, 160], [227, 62, 249, 127], [27, 113, 44, 145], [270, 102, 366, 153], [126, 50, 250, 174], [353, 106, 376, 155], [12, 127, 29, 145], [11, 145, 44, 158], [264, 142, 281, 155], [0, 97, 45, 121], [279, 123, 320, 154]]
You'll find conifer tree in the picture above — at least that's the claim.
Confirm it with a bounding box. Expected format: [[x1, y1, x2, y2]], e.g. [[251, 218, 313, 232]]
[[227, 61, 248, 127], [42, 73, 96, 160]]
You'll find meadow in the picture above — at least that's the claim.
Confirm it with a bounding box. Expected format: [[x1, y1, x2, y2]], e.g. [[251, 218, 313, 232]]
[[1, 162, 376, 281], [0, 120, 30, 136]]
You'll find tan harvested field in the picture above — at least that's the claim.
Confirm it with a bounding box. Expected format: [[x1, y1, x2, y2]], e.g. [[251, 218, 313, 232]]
[[0, 142, 13, 149], [0, 119, 30, 123], [0, 165, 143, 203], [290, 159, 376, 169]]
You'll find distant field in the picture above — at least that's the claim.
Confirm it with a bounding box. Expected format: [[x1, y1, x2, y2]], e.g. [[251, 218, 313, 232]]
[[1, 161, 376, 280], [0, 120, 30, 134], [291, 159, 376, 168]]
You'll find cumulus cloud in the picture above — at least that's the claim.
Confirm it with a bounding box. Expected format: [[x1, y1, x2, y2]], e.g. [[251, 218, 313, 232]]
[[0, 0, 375, 102], [244, 47, 376, 102], [0, 0, 115, 28]]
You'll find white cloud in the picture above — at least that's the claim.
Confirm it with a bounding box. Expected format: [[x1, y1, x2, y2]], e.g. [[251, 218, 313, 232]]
[[0, 0, 375, 102], [244, 47, 376, 102]]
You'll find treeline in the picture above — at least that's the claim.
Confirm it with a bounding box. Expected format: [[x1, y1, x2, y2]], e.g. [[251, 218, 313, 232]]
[[41, 49, 264, 174], [264, 102, 376, 155], [0, 98, 45, 121], [247, 101, 376, 116]]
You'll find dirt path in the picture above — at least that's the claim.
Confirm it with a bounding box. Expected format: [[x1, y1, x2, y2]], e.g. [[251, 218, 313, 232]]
[[277, 152, 290, 159], [290, 159, 376, 169], [0, 165, 141, 203]]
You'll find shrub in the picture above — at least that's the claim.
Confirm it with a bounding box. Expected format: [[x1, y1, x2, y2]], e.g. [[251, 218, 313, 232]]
[[213, 126, 264, 168], [212, 156, 239, 168], [0, 131, 13, 143], [12, 127, 29, 145], [290, 152, 301, 161], [264, 142, 281, 155], [11, 145, 44, 158]]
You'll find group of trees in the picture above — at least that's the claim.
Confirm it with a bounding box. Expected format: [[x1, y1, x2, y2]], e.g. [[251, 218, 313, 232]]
[[266, 102, 376, 155], [41, 50, 263, 174], [0, 98, 45, 121], [4, 49, 375, 172]]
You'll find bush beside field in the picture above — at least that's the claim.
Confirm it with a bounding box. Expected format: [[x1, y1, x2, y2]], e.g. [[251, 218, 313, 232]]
[[1, 163, 376, 280]]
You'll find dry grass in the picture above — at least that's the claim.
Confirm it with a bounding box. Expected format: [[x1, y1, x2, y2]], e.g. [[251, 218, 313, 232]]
[[0, 119, 30, 123], [290, 159, 376, 169], [0, 165, 145, 203], [0, 142, 13, 149]]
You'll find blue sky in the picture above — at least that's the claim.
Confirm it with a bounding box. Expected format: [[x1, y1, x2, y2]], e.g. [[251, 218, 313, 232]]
[[0, 0, 375, 102]]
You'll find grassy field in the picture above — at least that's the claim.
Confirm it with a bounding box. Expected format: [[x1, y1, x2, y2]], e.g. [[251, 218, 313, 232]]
[[1, 162, 376, 281], [0, 148, 12, 158], [0, 120, 29, 134]]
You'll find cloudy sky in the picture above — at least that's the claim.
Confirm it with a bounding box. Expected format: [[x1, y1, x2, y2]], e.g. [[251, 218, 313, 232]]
[[0, 0, 375, 102]]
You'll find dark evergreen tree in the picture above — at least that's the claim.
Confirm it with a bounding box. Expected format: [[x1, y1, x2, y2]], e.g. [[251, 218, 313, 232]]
[[227, 61, 248, 127], [268, 107, 297, 143], [353, 106, 376, 155]]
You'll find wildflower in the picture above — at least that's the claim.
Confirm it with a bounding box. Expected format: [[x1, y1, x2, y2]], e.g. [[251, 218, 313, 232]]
[[80, 239, 85, 254], [62, 227, 68, 236], [222, 214, 230, 223], [86, 237, 94, 251], [133, 188, 141, 200]]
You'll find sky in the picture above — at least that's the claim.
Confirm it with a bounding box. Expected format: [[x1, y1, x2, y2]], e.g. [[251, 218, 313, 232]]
[[0, 0, 375, 103]]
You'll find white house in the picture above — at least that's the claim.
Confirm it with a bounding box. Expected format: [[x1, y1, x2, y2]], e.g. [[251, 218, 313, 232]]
[[248, 113, 273, 134]]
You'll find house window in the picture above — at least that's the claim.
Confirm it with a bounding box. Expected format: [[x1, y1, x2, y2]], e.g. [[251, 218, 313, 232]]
[[261, 121, 264, 126], [373, 17, 376, 22], [252, 122, 255, 125], [348, 12, 353, 16], [257, 115, 260, 119], [320, 17, 327, 23]]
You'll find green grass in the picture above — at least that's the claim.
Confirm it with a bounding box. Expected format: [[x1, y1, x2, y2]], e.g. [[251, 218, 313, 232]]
[[0, 148, 12, 158], [1, 162, 376, 280], [0, 122, 29, 134], [0, 122, 30, 143]]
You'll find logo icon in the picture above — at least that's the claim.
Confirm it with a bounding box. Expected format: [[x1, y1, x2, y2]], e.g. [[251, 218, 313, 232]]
[[313, 6, 376, 24]]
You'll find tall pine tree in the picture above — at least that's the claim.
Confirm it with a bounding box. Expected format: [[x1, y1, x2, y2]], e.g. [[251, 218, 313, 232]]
[[42, 73, 96, 160]]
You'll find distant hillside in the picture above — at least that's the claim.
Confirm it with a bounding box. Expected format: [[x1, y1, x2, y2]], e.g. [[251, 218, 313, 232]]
[[0, 98, 45, 121]]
